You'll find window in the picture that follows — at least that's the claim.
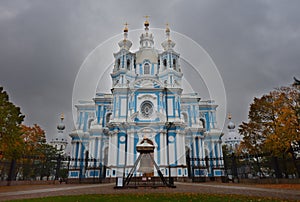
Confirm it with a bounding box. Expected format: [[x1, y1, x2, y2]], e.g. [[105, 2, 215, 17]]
[[200, 118, 206, 128], [141, 101, 154, 118], [117, 59, 120, 70], [127, 59, 130, 70], [173, 59, 176, 68], [163, 59, 167, 67], [182, 113, 188, 123], [144, 63, 150, 74], [106, 113, 112, 126]]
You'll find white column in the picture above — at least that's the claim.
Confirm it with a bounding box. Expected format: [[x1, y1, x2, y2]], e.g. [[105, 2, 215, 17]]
[[93, 138, 97, 159], [71, 142, 75, 159], [97, 137, 101, 166], [108, 134, 113, 166], [214, 141, 218, 167], [88, 140, 92, 158], [212, 141, 216, 167], [177, 132, 185, 165], [192, 137, 197, 166], [218, 140, 223, 167], [78, 142, 82, 159], [160, 132, 167, 166], [70, 142, 75, 166], [88, 139, 93, 167], [200, 138, 204, 166], [127, 131, 132, 166]]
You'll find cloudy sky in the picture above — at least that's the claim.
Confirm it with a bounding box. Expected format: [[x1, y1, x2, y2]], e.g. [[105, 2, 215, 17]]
[[0, 0, 299, 144]]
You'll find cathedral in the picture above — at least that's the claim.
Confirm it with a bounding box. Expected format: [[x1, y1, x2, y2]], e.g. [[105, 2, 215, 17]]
[[68, 19, 224, 181]]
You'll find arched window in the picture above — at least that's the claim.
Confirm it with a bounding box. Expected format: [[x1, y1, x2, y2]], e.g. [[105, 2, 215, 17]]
[[144, 63, 150, 74], [173, 58, 176, 69], [200, 118, 206, 129], [127, 59, 130, 70], [117, 59, 120, 70], [106, 113, 112, 126], [88, 118, 94, 129], [182, 113, 188, 123], [133, 59, 136, 70], [163, 59, 167, 67]]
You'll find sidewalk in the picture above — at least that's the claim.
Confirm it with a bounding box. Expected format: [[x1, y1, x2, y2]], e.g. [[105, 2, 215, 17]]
[[0, 182, 299, 201]]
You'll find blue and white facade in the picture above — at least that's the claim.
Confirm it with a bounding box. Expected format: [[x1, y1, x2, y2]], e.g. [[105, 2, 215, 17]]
[[69, 21, 224, 180]]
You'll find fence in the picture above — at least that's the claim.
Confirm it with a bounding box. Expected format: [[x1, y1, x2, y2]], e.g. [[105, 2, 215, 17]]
[[0, 155, 70, 185], [222, 152, 300, 182], [1, 152, 300, 185], [186, 152, 300, 183]]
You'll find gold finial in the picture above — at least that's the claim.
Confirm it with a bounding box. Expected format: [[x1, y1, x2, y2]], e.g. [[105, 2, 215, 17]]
[[124, 22, 129, 33], [165, 22, 171, 41], [60, 113, 64, 121], [165, 23, 170, 33], [228, 113, 232, 120], [144, 15, 150, 28]]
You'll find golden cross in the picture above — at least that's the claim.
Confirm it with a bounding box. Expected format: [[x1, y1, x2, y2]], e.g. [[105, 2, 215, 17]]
[[228, 113, 232, 120], [144, 15, 150, 21]]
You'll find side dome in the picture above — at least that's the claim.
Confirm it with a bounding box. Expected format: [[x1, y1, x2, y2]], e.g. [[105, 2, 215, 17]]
[[57, 123, 65, 130], [227, 121, 235, 130]]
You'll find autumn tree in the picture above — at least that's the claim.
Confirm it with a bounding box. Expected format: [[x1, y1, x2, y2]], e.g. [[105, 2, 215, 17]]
[[241, 87, 299, 155], [20, 124, 61, 180], [239, 86, 300, 177], [264, 87, 299, 156], [21, 124, 47, 156], [0, 87, 25, 160]]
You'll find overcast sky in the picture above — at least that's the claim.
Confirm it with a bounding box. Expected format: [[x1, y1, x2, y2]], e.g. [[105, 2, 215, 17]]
[[0, 0, 299, 144]]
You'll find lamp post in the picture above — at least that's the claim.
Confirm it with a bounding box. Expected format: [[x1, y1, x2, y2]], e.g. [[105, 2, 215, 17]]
[[164, 87, 173, 186], [165, 121, 174, 186], [122, 122, 128, 186], [122, 85, 130, 186]]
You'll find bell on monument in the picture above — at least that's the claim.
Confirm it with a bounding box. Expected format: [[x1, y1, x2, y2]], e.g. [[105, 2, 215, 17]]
[[136, 137, 154, 174]]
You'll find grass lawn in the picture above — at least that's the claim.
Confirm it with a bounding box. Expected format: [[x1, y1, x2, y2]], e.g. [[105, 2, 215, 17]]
[[9, 193, 293, 202]]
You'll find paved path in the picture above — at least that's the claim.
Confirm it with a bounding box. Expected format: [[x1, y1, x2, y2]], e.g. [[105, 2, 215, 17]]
[[0, 182, 299, 201]]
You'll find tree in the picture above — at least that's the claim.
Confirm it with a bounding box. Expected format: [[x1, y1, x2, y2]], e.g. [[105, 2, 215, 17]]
[[264, 88, 299, 156], [20, 124, 61, 180], [21, 124, 47, 156], [0, 87, 25, 160], [239, 86, 299, 156], [20, 124, 47, 180], [239, 86, 300, 177], [39, 144, 61, 180]]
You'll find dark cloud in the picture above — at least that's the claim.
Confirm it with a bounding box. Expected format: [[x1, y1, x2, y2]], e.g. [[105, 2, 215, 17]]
[[0, 0, 299, 145]]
